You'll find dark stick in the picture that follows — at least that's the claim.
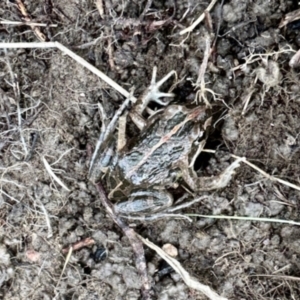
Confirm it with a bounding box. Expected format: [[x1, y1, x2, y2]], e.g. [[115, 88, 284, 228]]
[[95, 182, 152, 300]]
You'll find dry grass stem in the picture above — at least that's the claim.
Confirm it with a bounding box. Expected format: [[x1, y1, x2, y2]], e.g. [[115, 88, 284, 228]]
[[57, 246, 73, 288], [107, 35, 116, 70], [42, 156, 70, 192], [196, 34, 211, 87], [179, 0, 218, 35], [16, 99, 28, 156], [15, 0, 46, 41], [117, 113, 128, 151], [95, 182, 151, 300], [0, 42, 135, 101], [0, 178, 24, 188], [194, 33, 215, 106], [140, 0, 153, 21], [139, 235, 228, 300], [0, 20, 57, 27], [186, 214, 300, 226], [166, 195, 207, 213], [4, 53, 29, 156], [241, 87, 256, 115], [202, 150, 300, 192], [95, 0, 105, 18], [252, 274, 300, 281], [120, 213, 193, 222], [231, 154, 300, 192], [230, 47, 295, 72], [50, 148, 74, 166], [289, 49, 300, 68], [279, 8, 300, 28], [37, 199, 53, 238], [0, 189, 20, 203]]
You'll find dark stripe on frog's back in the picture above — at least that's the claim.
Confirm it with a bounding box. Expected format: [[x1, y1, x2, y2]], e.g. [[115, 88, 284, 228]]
[[118, 105, 202, 185], [117, 141, 177, 185], [119, 110, 190, 167], [139, 110, 192, 144]]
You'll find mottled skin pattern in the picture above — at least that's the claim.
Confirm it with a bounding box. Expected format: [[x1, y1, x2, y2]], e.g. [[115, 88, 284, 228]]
[[109, 105, 210, 214], [91, 68, 241, 216], [118, 105, 207, 185]]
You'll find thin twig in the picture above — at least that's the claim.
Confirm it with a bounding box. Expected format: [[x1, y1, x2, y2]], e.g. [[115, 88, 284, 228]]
[[231, 154, 300, 191], [241, 87, 256, 115], [4, 52, 28, 156], [202, 150, 300, 192], [166, 195, 207, 212], [57, 247, 73, 287], [62, 237, 95, 254], [179, 0, 218, 35], [95, 0, 105, 18], [107, 34, 116, 70], [95, 182, 152, 300], [212, 0, 225, 50], [50, 148, 74, 166], [195, 33, 212, 105], [279, 8, 300, 28], [186, 214, 300, 226], [251, 274, 300, 281], [139, 235, 228, 300], [0, 42, 135, 101], [37, 199, 53, 238], [196, 34, 211, 87], [0, 20, 57, 27], [42, 156, 70, 191], [139, 0, 153, 21], [89, 94, 133, 175], [15, 0, 46, 41]]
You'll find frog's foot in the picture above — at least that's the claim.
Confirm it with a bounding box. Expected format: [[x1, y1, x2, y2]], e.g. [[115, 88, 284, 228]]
[[197, 157, 243, 191], [143, 66, 176, 106]]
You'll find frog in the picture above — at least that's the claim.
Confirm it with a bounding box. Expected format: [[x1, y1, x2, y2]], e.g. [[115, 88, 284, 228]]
[[90, 67, 242, 217]]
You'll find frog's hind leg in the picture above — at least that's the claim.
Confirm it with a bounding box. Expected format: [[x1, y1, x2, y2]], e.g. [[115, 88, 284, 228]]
[[118, 196, 208, 222], [114, 189, 173, 215], [183, 157, 243, 192]]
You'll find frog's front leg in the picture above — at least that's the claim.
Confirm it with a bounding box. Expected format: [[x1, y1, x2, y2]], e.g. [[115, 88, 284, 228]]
[[114, 189, 173, 215], [181, 157, 243, 192], [130, 67, 176, 130], [117, 67, 177, 150]]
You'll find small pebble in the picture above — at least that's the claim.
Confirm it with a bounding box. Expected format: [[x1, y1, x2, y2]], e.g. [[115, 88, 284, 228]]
[[162, 243, 178, 257]]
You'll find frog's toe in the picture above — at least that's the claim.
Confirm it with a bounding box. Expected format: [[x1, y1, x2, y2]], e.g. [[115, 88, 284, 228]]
[[144, 66, 176, 105], [148, 90, 175, 105]]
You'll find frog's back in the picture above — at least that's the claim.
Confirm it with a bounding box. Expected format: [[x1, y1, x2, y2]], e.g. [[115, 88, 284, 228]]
[[117, 106, 200, 186]]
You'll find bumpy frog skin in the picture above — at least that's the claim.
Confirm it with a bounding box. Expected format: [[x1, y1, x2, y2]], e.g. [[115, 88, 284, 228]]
[[91, 67, 241, 216]]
